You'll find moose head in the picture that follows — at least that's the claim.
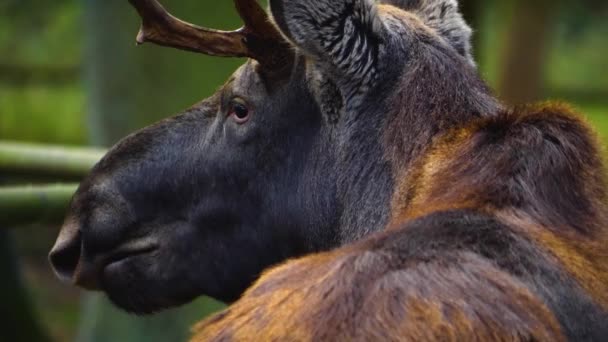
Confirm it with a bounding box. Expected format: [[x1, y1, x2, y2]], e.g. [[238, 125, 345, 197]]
[[50, 0, 500, 314]]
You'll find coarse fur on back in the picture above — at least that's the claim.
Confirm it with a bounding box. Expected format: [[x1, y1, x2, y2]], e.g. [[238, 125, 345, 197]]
[[49, 0, 608, 341]]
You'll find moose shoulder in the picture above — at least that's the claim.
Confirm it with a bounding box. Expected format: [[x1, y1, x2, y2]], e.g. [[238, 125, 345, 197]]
[[49, 0, 608, 340]]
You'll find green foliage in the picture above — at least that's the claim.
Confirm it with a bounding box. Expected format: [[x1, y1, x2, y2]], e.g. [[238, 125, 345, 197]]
[[549, 20, 608, 93], [0, 1, 84, 144], [0, 85, 85, 144], [582, 104, 608, 141], [0, 1, 81, 65]]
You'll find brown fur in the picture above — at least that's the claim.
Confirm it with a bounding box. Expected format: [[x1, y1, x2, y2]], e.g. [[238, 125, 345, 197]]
[[52, 0, 607, 339], [392, 103, 606, 225], [194, 246, 564, 341], [194, 1, 608, 338], [498, 212, 608, 310], [390, 102, 608, 310], [193, 101, 608, 341], [191, 3, 608, 338]]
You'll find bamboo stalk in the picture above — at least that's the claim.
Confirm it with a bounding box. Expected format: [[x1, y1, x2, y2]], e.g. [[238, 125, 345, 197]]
[[0, 141, 106, 178], [0, 184, 79, 227]]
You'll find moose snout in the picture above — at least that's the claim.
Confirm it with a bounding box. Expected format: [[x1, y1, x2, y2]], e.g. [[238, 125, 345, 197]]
[[49, 188, 132, 291], [49, 184, 161, 292], [49, 216, 102, 290]]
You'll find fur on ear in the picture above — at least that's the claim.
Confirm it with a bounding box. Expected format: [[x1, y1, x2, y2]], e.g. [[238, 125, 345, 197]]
[[269, 0, 382, 90], [383, 0, 474, 65]]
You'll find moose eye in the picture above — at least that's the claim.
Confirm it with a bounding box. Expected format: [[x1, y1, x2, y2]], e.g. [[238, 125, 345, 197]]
[[228, 100, 250, 123]]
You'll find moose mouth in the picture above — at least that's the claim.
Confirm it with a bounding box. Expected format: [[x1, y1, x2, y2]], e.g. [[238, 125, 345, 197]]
[[71, 241, 160, 291], [97, 244, 159, 288], [102, 244, 159, 270]]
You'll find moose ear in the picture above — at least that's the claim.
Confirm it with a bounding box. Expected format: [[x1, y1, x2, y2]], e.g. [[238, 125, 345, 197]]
[[269, 0, 382, 86], [383, 0, 474, 65]]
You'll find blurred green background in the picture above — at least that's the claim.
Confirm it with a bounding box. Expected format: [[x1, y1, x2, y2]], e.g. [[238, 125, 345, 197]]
[[0, 0, 606, 341]]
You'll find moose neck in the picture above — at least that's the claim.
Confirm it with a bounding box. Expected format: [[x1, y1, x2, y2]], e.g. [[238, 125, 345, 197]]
[[327, 42, 502, 245]]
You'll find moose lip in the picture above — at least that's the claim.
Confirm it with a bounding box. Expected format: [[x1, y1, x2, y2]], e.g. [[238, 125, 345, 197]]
[[70, 242, 159, 291], [102, 244, 159, 269]]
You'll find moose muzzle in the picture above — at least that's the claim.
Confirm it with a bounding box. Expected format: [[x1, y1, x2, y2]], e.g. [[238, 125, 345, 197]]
[[49, 181, 159, 291]]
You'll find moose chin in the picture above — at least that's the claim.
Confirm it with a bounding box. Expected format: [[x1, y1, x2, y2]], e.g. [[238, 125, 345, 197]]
[[50, 0, 608, 340]]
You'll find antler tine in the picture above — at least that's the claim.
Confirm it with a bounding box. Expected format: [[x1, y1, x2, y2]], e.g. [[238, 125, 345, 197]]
[[128, 0, 290, 67], [233, 0, 283, 40], [129, 0, 249, 57]]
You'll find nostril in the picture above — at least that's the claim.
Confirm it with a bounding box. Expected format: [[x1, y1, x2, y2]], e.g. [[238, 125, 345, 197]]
[[49, 220, 81, 282], [49, 231, 82, 283]]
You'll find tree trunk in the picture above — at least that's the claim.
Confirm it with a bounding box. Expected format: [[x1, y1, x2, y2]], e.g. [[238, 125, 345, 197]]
[[497, 0, 558, 104], [79, 0, 236, 340]]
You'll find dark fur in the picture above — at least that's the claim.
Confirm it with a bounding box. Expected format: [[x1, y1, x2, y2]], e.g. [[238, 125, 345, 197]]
[[49, 0, 608, 340]]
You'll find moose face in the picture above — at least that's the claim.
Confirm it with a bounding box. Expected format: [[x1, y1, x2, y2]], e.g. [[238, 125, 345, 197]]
[[49, 59, 334, 312]]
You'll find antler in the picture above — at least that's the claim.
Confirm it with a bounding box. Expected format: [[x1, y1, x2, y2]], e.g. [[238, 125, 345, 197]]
[[128, 0, 290, 68]]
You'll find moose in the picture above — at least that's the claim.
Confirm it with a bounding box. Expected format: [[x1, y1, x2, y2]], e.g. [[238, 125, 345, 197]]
[[49, 0, 608, 340]]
